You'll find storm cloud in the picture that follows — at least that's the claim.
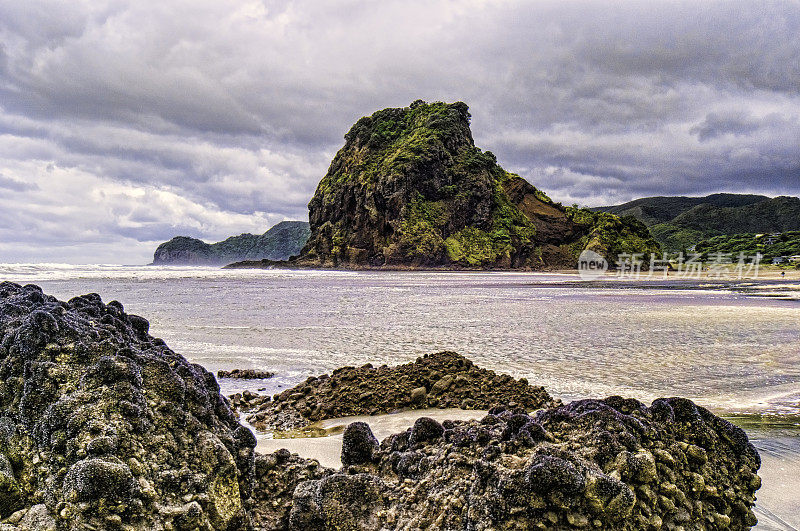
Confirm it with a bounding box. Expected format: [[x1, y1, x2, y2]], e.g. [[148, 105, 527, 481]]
[[0, 0, 798, 262]]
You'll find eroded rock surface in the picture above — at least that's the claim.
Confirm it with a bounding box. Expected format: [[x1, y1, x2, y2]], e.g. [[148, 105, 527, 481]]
[[229, 390, 271, 412], [228, 101, 659, 270], [281, 398, 761, 530], [0, 282, 255, 529], [246, 351, 557, 431], [250, 449, 331, 531]]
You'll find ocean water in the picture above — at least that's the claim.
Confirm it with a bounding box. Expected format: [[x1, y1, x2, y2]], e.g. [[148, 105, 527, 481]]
[[1, 264, 798, 528]]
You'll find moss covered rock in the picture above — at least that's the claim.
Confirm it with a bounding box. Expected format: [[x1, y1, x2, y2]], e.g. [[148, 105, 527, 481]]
[[0, 284, 761, 530], [245, 351, 557, 431], [281, 397, 760, 530], [0, 282, 255, 529], [297, 100, 659, 269]]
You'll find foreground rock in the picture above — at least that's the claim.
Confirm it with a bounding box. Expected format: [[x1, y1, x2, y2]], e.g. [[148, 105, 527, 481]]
[[0, 282, 255, 529], [246, 351, 557, 431], [0, 283, 762, 530], [228, 390, 271, 412], [250, 449, 331, 531], [278, 398, 761, 529]]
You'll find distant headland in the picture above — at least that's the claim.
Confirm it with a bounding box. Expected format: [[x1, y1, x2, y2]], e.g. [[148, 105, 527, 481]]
[[152, 220, 310, 265]]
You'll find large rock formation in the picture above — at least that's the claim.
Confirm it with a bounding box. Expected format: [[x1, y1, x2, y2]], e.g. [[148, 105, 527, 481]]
[[0, 282, 255, 529], [245, 351, 557, 431], [297, 100, 658, 269], [281, 399, 761, 530], [153, 220, 310, 265]]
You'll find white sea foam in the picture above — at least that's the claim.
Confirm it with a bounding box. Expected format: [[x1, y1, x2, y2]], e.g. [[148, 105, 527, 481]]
[[0, 263, 361, 282]]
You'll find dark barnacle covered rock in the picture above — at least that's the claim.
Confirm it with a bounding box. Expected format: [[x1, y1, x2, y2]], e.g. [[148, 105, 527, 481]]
[[0, 282, 762, 530], [247, 351, 556, 431], [279, 396, 761, 530], [249, 449, 332, 531], [228, 390, 271, 412], [408, 417, 444, 446], [218, 368, 275, 380], [341, 422, 379, 466], [0, 282, 255, 529]]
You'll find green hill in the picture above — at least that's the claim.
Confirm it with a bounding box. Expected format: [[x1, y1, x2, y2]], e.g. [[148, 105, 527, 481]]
[[595, 194, 800, 251], [152, 220, 310, 265], [694, 231, 800, 263], [595, 194, 768, 226]]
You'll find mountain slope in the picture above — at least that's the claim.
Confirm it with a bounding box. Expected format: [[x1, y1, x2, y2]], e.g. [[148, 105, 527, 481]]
[[595, 194, 800, 251], [297, 100, 658, 268], [694, 231, 800, 262], [594, 194, 769, 226], [152, 220, 310, 265]]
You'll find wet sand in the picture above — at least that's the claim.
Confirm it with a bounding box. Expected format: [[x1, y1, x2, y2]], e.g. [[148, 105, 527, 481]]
[[753, 438, 800, 530], [552, 267, 800, 281], [255, 408, 488, 468]]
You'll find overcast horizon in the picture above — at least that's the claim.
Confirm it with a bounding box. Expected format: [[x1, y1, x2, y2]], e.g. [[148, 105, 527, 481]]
[[1, 0, 799, 264]]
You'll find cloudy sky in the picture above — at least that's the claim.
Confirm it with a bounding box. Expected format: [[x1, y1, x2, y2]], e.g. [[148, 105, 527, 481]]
[[1, 0, 798, 263]]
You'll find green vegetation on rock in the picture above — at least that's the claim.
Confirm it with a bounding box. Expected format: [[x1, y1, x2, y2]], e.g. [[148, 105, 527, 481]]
[[595, 194, 800, 252], [567, 209, 661, 265], [302, 100, 658, 269]]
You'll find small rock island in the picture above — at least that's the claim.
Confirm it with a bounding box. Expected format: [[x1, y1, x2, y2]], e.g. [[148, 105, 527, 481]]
[[227, 101, 659, 270]]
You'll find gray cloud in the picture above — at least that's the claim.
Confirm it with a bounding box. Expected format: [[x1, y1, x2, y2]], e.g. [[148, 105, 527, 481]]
[[0, 0, 798, 262], [689, 112, 795, 142], [0, 173, 38, 192], [690, 112, 762, 142]]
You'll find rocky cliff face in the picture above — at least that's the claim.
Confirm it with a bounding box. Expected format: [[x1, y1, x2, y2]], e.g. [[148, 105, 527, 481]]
[[153, 221, 310, 265], [300, 101, 658, 268]]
